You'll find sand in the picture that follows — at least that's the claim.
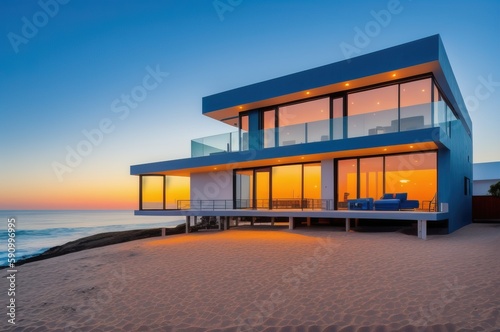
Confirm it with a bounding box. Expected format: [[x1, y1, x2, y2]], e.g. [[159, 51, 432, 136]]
[[3, 223, 500, 331]]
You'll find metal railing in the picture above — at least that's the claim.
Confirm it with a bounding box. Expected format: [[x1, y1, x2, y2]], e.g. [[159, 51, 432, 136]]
[[176, 199, 334, 211]]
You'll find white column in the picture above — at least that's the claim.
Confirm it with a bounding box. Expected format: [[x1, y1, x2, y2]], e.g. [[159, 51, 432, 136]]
[[418, 220, 427, 240]]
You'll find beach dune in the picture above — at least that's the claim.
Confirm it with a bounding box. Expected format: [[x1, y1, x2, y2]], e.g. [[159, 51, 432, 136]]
[[5, 224, 500, 331]]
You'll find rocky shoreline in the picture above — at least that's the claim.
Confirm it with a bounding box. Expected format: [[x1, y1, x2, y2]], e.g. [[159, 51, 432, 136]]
[[13, 223, 188, 267]]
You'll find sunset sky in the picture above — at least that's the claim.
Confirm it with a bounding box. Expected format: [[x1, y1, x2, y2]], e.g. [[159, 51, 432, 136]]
[[1, 0, 499, 210]]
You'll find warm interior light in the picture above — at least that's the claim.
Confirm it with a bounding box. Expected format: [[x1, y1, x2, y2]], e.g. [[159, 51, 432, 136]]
[[400, 179, 410, 184], [345, 83, 350, 87], [383, 148, 388, 151], [306, 91, 310, 95], [392, 73, 396, 77], [410, 145, 414, 148], [238, 106, 243, 109]]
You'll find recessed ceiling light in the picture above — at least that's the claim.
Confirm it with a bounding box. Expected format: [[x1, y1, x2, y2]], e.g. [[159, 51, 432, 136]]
[[306, 91, 310, 95], [392, 73, 396, 77], [345, 83, 350, 87]]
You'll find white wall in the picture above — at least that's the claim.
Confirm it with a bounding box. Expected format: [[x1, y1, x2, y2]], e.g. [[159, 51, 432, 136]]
[[190, 171, 233, 200]]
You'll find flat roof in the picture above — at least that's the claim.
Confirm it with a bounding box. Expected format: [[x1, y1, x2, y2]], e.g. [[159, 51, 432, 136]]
[[474, 162, 500, 181], [202, 34, 471, 136]]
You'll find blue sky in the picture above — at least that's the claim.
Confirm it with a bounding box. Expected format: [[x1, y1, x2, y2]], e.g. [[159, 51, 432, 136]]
[[1, 0, 499, 209]]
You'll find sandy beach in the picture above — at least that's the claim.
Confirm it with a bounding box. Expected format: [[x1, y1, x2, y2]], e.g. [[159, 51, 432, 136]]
[[4, 223, 500, 331]]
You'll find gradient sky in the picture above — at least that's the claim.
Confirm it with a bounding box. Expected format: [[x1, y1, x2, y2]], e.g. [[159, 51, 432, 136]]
[[1, 0, 499, 210]]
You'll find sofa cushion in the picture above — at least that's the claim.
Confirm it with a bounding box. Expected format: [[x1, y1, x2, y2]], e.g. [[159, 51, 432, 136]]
[[400, 200, 419, 210], [374, 199, 400, 211], [395, 193, 407, 201]]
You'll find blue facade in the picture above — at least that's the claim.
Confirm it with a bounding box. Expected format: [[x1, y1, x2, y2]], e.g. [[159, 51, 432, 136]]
[[131, 35, 472, 234]]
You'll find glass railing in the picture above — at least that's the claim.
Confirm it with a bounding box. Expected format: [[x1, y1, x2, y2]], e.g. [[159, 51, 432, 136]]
[[191, 131, 239, 157], [191, 102, 450, 157]]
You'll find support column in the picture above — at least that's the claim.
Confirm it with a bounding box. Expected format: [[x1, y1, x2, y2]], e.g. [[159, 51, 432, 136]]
[[289, 217, 294, 230], [236, 217, 239, 227], [271, 217, 275, 226], [345, 218, 350, 232], [306, 217, 311, 227], [185, 216, 190, 234], [224, 217, 228, 230], [251, 217, 255, 226], [418, 220, 427, 240], [218, 216, 222, 230]]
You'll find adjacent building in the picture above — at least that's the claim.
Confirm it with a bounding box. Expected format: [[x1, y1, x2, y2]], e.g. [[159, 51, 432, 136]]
[[131, 35, 472, 234]]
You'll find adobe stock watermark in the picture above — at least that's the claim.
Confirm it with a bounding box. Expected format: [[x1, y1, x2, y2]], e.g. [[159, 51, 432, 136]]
[[51, 65, 169, 182], [339, 0, 403, 61], [7, 0, 71, 54], [213, 0, 243, 21], [464, 74, 500, 112]]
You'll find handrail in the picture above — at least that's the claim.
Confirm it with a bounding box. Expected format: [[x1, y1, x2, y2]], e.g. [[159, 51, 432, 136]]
[[176, 199, 334, 211]]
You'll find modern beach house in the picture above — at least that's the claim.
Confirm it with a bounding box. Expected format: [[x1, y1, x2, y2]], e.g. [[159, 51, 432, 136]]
[[131, 35, 472, 237]]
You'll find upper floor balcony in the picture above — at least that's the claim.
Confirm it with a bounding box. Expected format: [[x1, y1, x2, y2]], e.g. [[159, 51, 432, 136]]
[[191, 101, 455, 157]]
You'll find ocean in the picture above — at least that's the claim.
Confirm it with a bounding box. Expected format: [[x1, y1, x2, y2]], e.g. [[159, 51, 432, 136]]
[[0, 210, 184, 267]]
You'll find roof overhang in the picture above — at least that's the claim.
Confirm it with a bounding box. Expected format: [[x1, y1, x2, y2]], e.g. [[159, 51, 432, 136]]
[[202, 34, 471, 136], [131, 128, 443, 176]]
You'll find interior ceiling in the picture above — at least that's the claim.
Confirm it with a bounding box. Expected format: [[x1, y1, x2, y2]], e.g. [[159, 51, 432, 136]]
[[149, 142, 438, 177], [207, 62, 439, 125]]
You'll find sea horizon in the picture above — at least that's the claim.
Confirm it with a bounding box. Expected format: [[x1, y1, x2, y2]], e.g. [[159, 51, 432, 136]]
[[0, 210, 185, 266]]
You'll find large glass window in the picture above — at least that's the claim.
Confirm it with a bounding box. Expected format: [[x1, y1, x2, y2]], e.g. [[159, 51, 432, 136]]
[[240, 114, 249, 151], [263, 109, 275, 148], [360, 157, 383, 200], [304, 163, 321, 200], [255, 168, 270, 209], [278, 98, 329, 146], [336, 152, 437, 209], [235, 170, 253, 208], [272, 165, 302, 200], [384, 152, 437, 205], [165, 176, 190, 209], [141, 176, 164, 209], [400, 78, 432, 131], [347, 85, 399, 138], [337, 159, 357, 209], [332, 97, 344, 140]]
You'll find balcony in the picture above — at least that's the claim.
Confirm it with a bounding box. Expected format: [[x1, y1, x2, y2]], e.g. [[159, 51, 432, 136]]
[[191, 102, 452, 157]]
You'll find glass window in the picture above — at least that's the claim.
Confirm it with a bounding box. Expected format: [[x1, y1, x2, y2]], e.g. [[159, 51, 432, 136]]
[[385, 152, 437, 205], [263, 109, 275, 148], [141, 176, 164, 209], [165, 176, 190, 209], [332, 97, 344, 140], [278, 98, 329, 146], [337, 159, 357, 209], [235, 170, 253, 208], [359, 157, 383, 200], [304, 163, 321, 200], [347, 85, 398, 138], [240, 114, 249, 151], [400, 78, 432, 131], [255, 168, 270, 209], [272, 165, 302, 200]]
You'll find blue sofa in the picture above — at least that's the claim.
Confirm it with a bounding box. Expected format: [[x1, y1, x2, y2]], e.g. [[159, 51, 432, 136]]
[[374, 193, 419, 211]]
